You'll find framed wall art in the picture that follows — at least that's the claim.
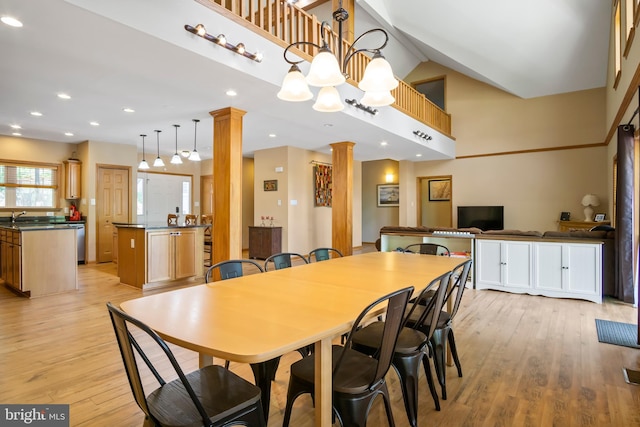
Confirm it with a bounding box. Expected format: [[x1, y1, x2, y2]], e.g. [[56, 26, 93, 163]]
[[263, 179, 278, 191], [377, 184, 399, 207], [428, 179, 451, 201], [314, 164, 332, 207]]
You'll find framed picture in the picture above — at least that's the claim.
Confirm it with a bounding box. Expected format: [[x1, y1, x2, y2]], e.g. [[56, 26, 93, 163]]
[[377, 184, 399, 207], [594, 213, 606, 222], [263, 179, 278, 191], [560, 211, 570, 221], [428, 179, 451, 201]]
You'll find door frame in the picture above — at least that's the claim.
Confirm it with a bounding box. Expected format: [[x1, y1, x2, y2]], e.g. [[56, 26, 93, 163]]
[[416, 175, 453, 228], [96, 164, 131, 263]]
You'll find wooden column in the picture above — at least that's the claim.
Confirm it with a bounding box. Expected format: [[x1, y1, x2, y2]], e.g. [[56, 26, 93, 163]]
[[330, 141, 354, 256], [209, 107, 246, 264]]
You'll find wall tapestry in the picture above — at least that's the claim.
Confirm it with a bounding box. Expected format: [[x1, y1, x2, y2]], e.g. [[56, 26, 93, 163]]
[[314, 164, 332, 207]]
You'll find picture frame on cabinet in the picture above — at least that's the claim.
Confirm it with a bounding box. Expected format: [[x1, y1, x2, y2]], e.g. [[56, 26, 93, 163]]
[[594, 213, 606, 222], [560, 211, 571, 221]]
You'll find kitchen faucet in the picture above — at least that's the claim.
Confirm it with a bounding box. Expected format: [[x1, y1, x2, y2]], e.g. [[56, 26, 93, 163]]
[[11, 210, 26, 224]]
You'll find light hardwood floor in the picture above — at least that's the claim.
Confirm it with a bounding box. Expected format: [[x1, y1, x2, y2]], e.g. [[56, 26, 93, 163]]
[[1, 249, 639, 426]]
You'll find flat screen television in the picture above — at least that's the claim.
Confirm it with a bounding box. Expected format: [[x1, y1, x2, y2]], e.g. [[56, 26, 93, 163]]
[[457, 206, 504, 231]]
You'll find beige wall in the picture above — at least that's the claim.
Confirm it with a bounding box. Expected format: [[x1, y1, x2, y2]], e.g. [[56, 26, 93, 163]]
[[254, 146, 362, 253], [362, 159, 399, 242], [395, 62, 608, 233]]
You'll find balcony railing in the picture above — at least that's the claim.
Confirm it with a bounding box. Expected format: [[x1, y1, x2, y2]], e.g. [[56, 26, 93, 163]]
[[196, 0, 452, 137]]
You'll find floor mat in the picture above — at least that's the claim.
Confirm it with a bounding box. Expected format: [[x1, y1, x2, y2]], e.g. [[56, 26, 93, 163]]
[[595, 319, 640, 349], [623, 368, 640, 385]]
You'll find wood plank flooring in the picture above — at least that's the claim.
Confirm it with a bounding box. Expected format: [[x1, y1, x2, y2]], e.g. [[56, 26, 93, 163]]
[[1, 249, 639, 426]]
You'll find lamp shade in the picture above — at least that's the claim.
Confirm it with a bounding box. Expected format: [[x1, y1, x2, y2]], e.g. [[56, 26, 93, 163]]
[[312, 86, 344, 112], [277, 64, 313, 101], [358, 53, 398, 92], [138, 160, 150, 170], [581, 194, 600, 207], [360, 90, 395, 107], [306, 47, 345, 87]]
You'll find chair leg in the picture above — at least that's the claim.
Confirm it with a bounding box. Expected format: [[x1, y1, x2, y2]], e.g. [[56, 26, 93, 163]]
[[421, 352, 441, 411], [448, 329, 463, 377], [282, 374, 313, 427], [249, 357, 281, 422], [431, 329, 447, 400], [334, 386, 395, 427], [391, 353, 423, 427], [224, 360, 230, 369]]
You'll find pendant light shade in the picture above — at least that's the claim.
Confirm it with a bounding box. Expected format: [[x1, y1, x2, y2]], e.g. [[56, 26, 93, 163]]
[[170, 124, 183, 165], [153, 130, 165, 167], [277, 64, 313, 102], [313, 86, 344, 112], [189, 119, 201, 161], [360, 89, 395, 107], [138, 134, 150, 170], [305, 47, 345, 87], [357, 52, 398, 92]]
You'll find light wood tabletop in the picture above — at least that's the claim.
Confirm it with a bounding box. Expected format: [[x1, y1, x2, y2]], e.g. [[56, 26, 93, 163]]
[[120, 251, 464, 427]]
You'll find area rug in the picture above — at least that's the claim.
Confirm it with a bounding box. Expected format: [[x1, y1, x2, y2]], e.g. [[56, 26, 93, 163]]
[[595, 319, 640, 349]]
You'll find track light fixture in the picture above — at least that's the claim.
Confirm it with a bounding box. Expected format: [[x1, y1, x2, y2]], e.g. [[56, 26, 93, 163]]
[[184, 24, 263, 62], [345, 98, 378, 115], [277, 0, 397, 112], [413, 130, 432, 141], [138, 134, 149, 170]]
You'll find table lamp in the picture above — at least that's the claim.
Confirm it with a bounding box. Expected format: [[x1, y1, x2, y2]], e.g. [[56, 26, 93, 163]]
[[581, 194, 600, 222]]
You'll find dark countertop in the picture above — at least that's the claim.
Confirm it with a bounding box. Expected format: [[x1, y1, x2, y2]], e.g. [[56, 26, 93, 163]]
[[0, 223, 83, 231], [113, 222, 208, 230]]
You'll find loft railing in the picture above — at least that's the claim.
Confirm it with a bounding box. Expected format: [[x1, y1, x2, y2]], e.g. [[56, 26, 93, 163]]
[[196, 0, 452, 137]]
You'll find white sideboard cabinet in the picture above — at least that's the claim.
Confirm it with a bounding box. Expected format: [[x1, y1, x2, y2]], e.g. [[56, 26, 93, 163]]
[[476, 240, 533, 291]]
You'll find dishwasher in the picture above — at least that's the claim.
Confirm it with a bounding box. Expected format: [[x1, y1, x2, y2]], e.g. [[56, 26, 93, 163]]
[[76, 223, 86, 264]]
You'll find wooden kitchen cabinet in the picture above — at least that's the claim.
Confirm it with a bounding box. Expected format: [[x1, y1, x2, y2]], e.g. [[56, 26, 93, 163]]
[[1, 229, 21, 290], [64, 159, 81, 199], [248, 226, 282, 260]]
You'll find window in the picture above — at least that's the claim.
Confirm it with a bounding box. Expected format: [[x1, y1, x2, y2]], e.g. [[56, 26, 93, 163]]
[[624, 0, 636, 57], [0, 161, 59, 209], [137, 178, 144, 215], [614, 0, 622, 89], [414, 77, 446, 111]]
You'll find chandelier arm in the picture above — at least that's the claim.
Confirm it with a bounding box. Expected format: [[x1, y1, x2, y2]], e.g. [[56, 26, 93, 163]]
[[283, 40, 323, 65], [341, 28, 389, 72]]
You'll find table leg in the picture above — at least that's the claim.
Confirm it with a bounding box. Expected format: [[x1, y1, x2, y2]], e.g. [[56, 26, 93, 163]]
[[199, 353, 213, 368], [250, 358, 280, 422], [314, 338, 333, 427]]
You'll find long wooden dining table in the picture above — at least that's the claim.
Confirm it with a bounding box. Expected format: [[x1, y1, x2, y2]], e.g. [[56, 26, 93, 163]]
[[119, 251, 464, 427]]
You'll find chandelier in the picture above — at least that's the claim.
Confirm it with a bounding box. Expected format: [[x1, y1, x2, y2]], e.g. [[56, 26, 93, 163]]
[[277, 1, 398, 112]]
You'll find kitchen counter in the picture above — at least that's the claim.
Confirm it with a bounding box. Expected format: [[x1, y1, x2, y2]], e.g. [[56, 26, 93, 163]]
[[113, 222, 207, 230]]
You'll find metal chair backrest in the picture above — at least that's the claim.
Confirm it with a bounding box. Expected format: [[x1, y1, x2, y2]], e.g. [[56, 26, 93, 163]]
[[404, 270, 453, 345], [106, 302, 211, 426], [337, 286, 414, 384], [445, 259, 473, 321], [404, 243, 450, 256], [307, 247, 344, 262], [264, 252, 308, 271], [205, 259, 264, 282]]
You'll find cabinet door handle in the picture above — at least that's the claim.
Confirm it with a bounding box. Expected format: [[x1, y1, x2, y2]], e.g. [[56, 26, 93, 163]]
[[562, 266, 569, 270]]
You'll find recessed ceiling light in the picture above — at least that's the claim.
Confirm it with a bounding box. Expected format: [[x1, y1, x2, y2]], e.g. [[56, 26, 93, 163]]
[[416, 154, 422, 157], [89, 121, 100, 126], [269, 133, 276, 138], [380, 141, 388, 146], [64, 132, 74, 136], [324, 123, 333, 127], [226, 89, 237, 97], [12, 132, 22, 136], [30, 111, 42, 117], [1, 16, 23, 27], [57, 93, 71, 100], [123, 107, 135, 113], [10, 124, 21, 129]]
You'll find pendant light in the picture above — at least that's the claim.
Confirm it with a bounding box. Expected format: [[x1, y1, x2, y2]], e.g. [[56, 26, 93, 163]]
[[188, 119, 201, 161], [153, 130, 165, 167], [170, 124, 183, 164], [138, 134, 150, 170]]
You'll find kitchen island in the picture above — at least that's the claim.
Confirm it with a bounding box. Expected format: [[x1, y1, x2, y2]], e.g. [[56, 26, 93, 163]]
[[1, 223, 79, 298], [114, 223, 205, 290]]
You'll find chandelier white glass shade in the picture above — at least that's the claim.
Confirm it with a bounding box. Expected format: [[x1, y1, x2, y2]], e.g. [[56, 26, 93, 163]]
[[170, 124, 183, 165], [278, 3, 398, 111], [138, 134, 150, 170], [189, 119, 201, 162], [153, 130, 165, 167]]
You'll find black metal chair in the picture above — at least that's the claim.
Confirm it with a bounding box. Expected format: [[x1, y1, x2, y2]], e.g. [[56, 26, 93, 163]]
[[204, 259, 264, 282], [263, 252, 308, 271], [282, 286, 414, 427], [106, 302, 265, 427], [405, 259, 473, 400], [403, 243, 450, 256], [307, 247, 344, 262], [351, 271, 452, 427]]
